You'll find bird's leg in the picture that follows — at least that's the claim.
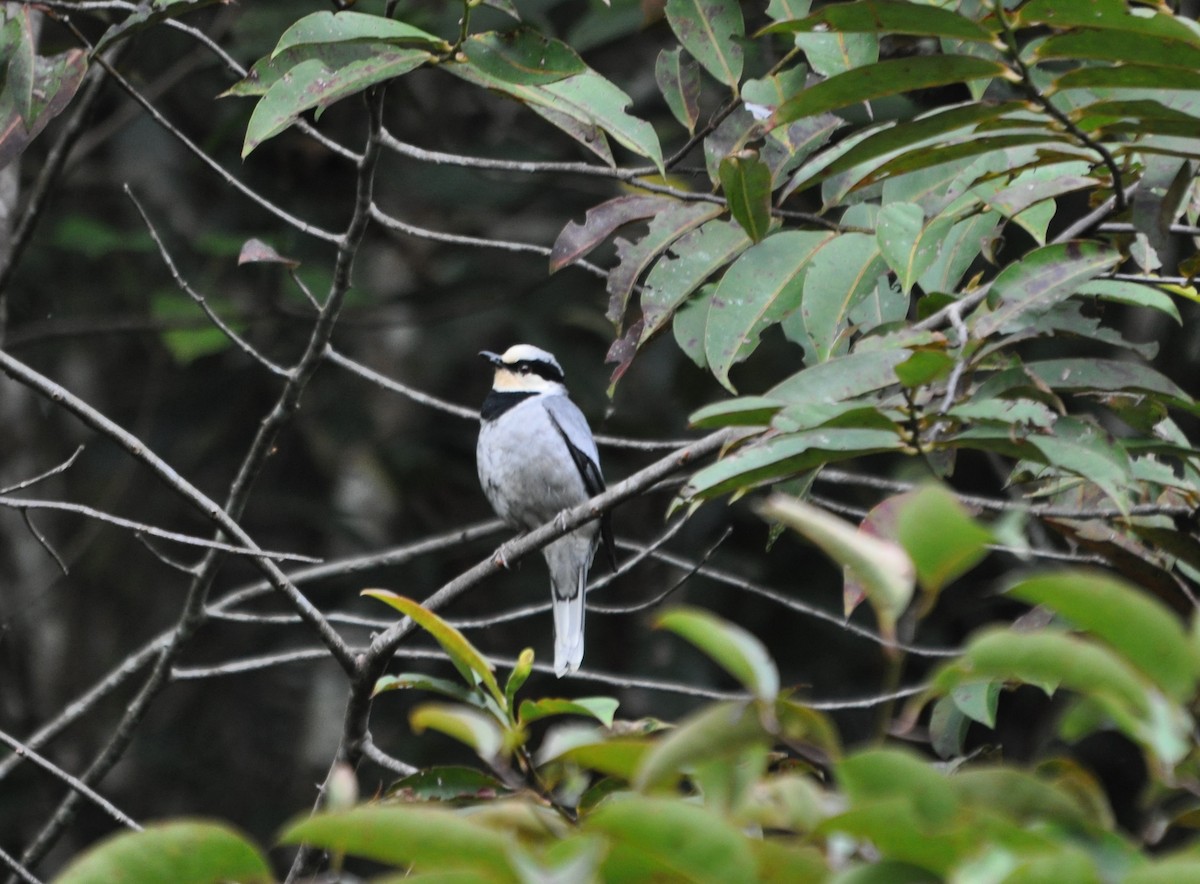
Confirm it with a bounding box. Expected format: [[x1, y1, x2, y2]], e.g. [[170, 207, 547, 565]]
[[553, 509, 570, 532]]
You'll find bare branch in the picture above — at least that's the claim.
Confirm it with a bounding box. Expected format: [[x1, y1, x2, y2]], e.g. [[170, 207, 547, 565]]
[[125, 187, 289, 376], [0, 446, 83, 494], [18, 509, 68, 576], [172, 648, 338, 681], [359, 737, 417, 777], [0, 496, 322, 563], [0, 846, 40, 884], [0, 729, 141, 832]]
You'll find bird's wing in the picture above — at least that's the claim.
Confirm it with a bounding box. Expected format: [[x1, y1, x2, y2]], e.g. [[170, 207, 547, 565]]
[[542, 397, 618, 571]]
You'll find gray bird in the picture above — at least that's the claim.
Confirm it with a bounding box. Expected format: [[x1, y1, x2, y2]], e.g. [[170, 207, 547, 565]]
[[476, 344, 615, 677]]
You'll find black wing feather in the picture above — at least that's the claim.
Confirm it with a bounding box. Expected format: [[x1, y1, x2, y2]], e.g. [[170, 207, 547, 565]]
[[545, 409, 618, 572]]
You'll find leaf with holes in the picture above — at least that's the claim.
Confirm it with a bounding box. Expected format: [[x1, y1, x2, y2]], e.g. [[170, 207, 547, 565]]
[[461, 29, 586, 86], [665, 0, 745, 89], [656, 47, 701, 134], [704, 230, 836, 391], [971, 242, 1121, 338]]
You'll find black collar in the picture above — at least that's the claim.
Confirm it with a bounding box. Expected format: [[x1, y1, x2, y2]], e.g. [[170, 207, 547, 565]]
[[481, 390, 537, 421]]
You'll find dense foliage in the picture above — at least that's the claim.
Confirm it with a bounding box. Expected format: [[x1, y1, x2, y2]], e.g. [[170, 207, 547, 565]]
[[3, 0, 1200, 881]]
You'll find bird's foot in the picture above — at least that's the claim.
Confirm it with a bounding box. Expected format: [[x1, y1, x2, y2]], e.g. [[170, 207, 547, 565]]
[[493, 538, 520, 569], [553, 510, 570, 532]]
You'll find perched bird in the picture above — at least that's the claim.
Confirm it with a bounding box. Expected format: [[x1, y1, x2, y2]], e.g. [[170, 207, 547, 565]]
[[476, 344, 615, 677]]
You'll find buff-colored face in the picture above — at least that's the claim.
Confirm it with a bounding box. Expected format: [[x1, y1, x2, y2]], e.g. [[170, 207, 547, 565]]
[[481, 345, 565, 393]]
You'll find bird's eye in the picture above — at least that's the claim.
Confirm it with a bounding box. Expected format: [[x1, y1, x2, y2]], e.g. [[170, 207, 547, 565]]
[[518, 364, 531, 374]]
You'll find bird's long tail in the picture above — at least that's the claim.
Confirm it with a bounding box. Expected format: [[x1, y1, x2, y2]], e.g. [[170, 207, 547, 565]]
[[546, 534, 594, 677]]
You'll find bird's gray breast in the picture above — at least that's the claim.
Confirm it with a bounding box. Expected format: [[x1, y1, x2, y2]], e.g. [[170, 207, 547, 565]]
[[477, 395, 592, 531]]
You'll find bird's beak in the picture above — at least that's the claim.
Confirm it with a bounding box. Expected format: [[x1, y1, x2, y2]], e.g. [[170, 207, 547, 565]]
[[479, 351, 504, 368]]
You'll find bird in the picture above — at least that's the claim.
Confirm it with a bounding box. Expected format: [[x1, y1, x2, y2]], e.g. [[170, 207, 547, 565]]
[[476, 344, 616, 677]]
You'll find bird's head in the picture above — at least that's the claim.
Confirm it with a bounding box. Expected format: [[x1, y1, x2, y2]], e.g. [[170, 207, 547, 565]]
[[480, 344, 566, 394]]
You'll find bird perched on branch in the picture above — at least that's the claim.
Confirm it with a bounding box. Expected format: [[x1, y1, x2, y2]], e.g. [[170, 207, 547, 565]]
[[476, 344, 615, 677]]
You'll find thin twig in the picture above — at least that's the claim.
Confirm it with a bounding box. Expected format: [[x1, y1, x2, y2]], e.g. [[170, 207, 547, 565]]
[[125, 187, 289, 376], [17, 509, 68, 576], [0, 847, 40, 884], [0, 497, 322, 562], [359, 738, 417, 777], [0, 446, 83, 495], [0, 729, 141, 832]]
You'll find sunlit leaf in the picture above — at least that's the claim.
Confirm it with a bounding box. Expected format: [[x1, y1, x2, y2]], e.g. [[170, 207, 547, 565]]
[[55, 821, 271, 884], [410, 703, 509, 761], [280, 805, 518, 881], [656, 608, 779, 700], [759, 494, 914, 640], [1008, 571, 1200, 701], [362, 591, 504, 705], [591, 795, 758, 882], [704, 230, 835, 390], [519, 696, 620, 727], [895, 484, 992, 596]]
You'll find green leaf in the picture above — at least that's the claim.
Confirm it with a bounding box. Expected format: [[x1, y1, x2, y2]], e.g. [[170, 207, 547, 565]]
[[551, 194, 669, 272], [461, 29, 586, 85], [674, 284, 714, 368], [704, 230, 836, 391], [771, 56, 1010, 129], [762, 0, 996, 43], [875, 203, 954, 295], [505, 648, 534, 708], [519, 696, 620, 727], [1008, 571, 1199, 701], [1018, 0, 1200, 47], [1, 11, 34, 125], [639, 219, 751, 343], [917, 210, 1000, 294], [771, 347, 909, 402], [689, 395, 784, 429], [242, 51, 431, 157], [951, 681, 1000, 728], [684, 426, 906, 499], [0, 48, 88, 168], [609, 201, 722, 328], [934, 628, 1193, 766], [837, 748, 958, 823], [634, 700, 769, 791], [971, 241, 1122, 338], [719, 152, 774, 243], [1022, 358, 1193, 405], [362, 591, 504, 706], [55, 821, 271, 884], [793, 31, 879, 78], [1054, 64, 1200, 93], [540, 729, 654, 780], [387, 766, 510, 801], [788, 232, 888, 362], [758, 494, 914, 640], [372, 672, 477, 704], [951, 767, 1097, 829], [1079, 280, 1181, 324], [1037, 29, 1200, 72], [665, 0, 745, 89], [655, 47, 701, 134], [656, 608, 779, 700], [280, 805, 518, 881], [410, 703, 509, 761], [895, 484, 992, 595], [590, 795, 757, 882], [272, 11, 444, 55], [1023, 416, 1134, 513]]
